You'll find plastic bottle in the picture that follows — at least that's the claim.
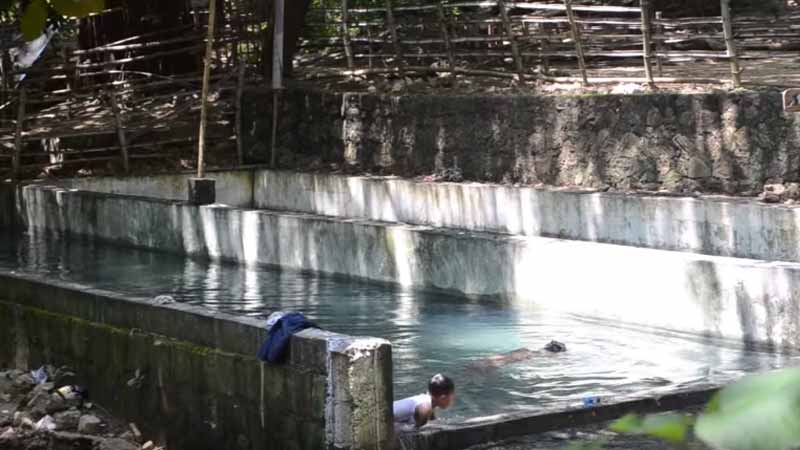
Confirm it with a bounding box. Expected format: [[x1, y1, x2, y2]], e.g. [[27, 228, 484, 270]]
[[582, 395, 602, 407]]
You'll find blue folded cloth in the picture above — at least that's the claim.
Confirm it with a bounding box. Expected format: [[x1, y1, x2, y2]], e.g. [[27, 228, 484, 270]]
[[257, 312, 318, 363]]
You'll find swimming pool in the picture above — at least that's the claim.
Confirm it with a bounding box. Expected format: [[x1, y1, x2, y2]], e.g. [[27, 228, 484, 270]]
[[0, 230, 794, 423]]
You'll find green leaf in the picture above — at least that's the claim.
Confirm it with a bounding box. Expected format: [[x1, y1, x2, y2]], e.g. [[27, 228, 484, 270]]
[[51, 0, 105, 17], [21, 0, 47, 41], [609, 413, 691, 444], [609, 414, 641, 434], [639, 414, 692, 443], [696, 368, 800, 450]]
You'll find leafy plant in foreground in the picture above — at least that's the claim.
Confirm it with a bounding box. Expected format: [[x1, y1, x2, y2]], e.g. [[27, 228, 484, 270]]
[[607, 368, 800, 450]]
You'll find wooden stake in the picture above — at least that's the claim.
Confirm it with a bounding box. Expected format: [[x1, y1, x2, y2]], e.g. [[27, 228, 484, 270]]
[[498, 0, 524, 79], [341, 0, 355, 70], [655, 11, 664, 77], [437, 2, 456, 74], [720, 0, 742, 88], [12, 89, 25, 180], [109, 91, 130, 173], [639, 0, 656, 88], [563, 0, 589, 85], [385, 0, 405, 71], [235, 64, 246, 166], [197, 0, 218, 179]]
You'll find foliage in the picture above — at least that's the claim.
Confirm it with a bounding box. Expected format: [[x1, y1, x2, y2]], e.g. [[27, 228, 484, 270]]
[[1, 0, 104, 40], [607, 368, 800, 450]]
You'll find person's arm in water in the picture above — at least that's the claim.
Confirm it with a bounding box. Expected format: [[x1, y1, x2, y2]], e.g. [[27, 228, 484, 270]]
[[469, 341, 567, 371]]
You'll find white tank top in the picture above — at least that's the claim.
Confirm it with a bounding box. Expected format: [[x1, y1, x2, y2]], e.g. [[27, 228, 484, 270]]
[[393, 394, 431, 425]]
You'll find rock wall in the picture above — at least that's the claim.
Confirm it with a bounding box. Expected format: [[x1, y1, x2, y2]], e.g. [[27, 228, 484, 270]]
[[243, 87, 800, 195]]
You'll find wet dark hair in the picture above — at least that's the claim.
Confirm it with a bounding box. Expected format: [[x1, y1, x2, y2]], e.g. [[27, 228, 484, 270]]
[[544, 340, 567, 353], [428, 374, 455, 397]]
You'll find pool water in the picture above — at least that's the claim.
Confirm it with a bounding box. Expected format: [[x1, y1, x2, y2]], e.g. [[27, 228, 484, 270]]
[[0, 231, 795, 423]]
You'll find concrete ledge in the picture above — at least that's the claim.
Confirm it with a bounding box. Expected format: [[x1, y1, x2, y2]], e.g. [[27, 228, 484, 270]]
[[402, 388, 718, 450], [38, 168, 255, 207], [255, 169, 800, 264], [18, 184, 800, 349], [0, 269, 393, 450]]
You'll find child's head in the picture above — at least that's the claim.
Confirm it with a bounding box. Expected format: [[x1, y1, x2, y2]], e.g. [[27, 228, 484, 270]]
[[544, 340, 567, 353], [428, 373, 456, 409]]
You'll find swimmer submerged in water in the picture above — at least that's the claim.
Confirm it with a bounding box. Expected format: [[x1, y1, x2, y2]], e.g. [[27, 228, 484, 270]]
[[469, 341, 567, 371]]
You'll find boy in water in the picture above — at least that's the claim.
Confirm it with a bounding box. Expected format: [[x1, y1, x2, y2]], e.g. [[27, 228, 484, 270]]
[[470, 340, 567, 371], [393, 374, 455, 430]]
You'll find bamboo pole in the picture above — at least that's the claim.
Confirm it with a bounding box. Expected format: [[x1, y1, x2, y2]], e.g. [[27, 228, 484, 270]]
[[655, 11, 664, 77], [385, 0, 405, 71], [639, 0, 656, 88], [437, 2, 457, 73], [235, 64, 246, 166], [197, 0, 217, 179], [563, 0, 589, 85], [341, 0, 355, 70], [12, 89, 25, 179], [109, 91, 130, 173], [720, 0, 742, 88], [498, 0, 524, 79], [271, 0, 285, 169]]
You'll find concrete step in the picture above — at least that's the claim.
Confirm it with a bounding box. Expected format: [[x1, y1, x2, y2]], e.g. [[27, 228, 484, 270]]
[[19, 183, 800, 349], [256, 170, 800, 264]]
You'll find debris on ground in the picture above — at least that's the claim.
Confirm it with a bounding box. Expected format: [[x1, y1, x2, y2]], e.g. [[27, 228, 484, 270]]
[[0, 366, 166, 450]]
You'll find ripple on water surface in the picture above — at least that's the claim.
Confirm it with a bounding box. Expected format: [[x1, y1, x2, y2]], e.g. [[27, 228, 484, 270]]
[[0, 231, 795, 423]]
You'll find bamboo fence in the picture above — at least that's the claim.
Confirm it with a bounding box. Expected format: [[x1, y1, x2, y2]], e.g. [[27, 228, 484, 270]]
[[0, 0, 267, 180], [296, 0, 800, 86]]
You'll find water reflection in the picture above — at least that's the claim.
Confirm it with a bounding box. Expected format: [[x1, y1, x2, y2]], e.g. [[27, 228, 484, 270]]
[[0, 231, 796, 423]]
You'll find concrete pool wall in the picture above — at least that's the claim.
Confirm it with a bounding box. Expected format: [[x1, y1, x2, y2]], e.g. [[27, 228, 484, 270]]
[[0, 270, 394, 450], [15, 182, 800, 350], [32, 168, 800, 264], [254, 170, 800, 264]]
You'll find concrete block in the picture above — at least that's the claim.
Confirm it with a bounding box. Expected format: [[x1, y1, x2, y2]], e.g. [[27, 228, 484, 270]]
[[0, 182, 15, 229], [290, 328, 341, 374], [188, 178, 216, 205]]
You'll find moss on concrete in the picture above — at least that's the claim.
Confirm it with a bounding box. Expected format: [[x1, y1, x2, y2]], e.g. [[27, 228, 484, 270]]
[[0, 300, 328, 450]]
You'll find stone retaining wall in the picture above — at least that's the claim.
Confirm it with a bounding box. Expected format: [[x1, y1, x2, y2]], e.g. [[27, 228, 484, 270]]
[[243, 87, 800, 195], [18, 184, 800, 349], [0, 271, 393, 450]]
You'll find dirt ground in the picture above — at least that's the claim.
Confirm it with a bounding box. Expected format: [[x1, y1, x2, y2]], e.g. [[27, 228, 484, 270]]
[[1, 366, 162, 450]]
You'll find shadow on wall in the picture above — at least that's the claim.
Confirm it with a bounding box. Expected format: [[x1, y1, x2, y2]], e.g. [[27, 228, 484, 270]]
[[241, 87, 800, 195]]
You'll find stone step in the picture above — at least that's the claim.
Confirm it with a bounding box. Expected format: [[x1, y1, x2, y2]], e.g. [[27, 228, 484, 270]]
[[256, 169, 800, 264], [19, 184, 800, 348]]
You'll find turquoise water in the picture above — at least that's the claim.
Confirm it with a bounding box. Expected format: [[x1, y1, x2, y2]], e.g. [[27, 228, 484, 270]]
[[0, 231, 795, 423]]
